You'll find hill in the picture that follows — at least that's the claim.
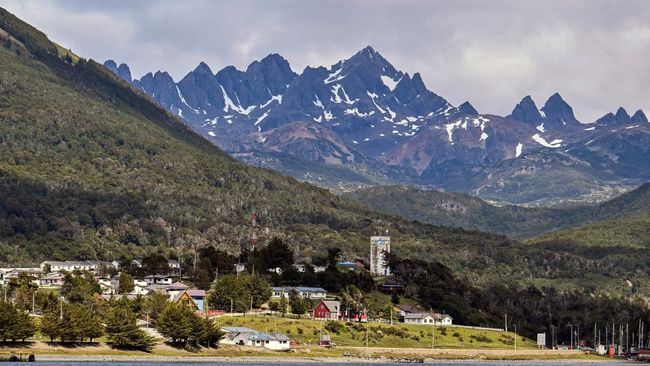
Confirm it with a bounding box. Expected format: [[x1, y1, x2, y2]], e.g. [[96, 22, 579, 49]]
[[0, 6, 527, 280], [344, 183, 650, 238]]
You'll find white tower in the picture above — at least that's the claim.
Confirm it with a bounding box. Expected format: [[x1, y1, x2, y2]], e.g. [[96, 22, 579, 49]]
[[370, 236, 391, 276]]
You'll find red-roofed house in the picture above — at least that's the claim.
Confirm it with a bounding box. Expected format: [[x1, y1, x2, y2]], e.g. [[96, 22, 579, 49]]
[[311, 300, 340, 320]]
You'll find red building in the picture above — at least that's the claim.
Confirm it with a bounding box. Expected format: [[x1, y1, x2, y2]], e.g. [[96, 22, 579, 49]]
[[311, 300, 340, 320]]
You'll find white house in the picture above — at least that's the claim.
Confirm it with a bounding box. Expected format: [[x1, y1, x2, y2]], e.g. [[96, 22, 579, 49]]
[[271, 286, 327, 300], [220, 327, 291, 351], [437, 313, 453, 325], [40, 260, 115, 274], [144, 274, 174, 286], [404, 312, 453, 325], [39, 273, 64, 288], [0, 268, 41, 285], [404, 313, 436, 325]]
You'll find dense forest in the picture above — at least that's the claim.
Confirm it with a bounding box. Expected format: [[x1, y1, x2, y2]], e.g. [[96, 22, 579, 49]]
[[344, 184, 650, 239]]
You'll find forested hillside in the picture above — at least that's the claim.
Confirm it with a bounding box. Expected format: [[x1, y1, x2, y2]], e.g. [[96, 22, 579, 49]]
[[0, 7, 520, 279], [2, 5, 650, 305], [344, 184, 650, 238]]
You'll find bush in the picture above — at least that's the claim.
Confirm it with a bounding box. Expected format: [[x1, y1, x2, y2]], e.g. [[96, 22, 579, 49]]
[[324, 320, 345, 334], [453, 332, 461, 337], [297, 327, 303, 334], [470, 334, 493, 343]]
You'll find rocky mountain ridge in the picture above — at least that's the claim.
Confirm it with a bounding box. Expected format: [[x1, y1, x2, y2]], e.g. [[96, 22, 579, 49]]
[[105, 47, 649, 205]]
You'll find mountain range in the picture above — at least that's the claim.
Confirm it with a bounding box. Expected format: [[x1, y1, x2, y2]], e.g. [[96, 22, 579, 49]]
[[105, 48, 649, 205]]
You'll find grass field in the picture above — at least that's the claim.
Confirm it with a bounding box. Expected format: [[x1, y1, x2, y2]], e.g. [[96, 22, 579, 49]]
[[217, 315, 536, 349]]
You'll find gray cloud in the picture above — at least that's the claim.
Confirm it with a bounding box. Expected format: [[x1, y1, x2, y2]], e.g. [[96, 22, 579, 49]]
[[1, 0, 648, 121]]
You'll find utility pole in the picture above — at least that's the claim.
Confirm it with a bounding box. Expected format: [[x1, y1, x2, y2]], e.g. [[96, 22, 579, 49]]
[[514, 324, 517, 351], [569, 324, 574, 350], [431, 325, 435, 349], [32, 290, 35, 314], [230, 298, 233, 314], [366, 325, 369, 348], [60, 295, 64, 319], [505, 314, 508, 333]]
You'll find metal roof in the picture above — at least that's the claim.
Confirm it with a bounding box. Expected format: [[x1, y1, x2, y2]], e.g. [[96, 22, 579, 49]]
[[221, 327, 256, 333]]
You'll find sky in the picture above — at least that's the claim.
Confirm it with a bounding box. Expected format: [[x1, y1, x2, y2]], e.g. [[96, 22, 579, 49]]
[[0, 0, 648, 122]]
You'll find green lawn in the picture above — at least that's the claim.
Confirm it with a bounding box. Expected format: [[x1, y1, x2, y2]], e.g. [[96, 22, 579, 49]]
[[217, 315, 536, 349]]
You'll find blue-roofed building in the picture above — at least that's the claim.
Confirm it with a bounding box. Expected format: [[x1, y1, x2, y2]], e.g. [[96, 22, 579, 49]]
[[271, 286, 328, 300]]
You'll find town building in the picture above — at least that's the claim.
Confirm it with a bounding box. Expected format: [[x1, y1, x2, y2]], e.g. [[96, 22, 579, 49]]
[[144, 274, 174, 286], [404, 312, 436, 325], [403, 312, 453, 325], [370, 236, 391, 276], [39, 273, 64, 288], [271, 286, 328, 300], [393, 304, 424, 319], [220, 327, 290, 350], [40, 260, 116, 274], [173, 289, 206, 311], [311, 300, 341, 320]]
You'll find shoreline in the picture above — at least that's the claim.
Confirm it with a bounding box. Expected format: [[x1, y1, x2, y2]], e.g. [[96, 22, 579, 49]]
[[31, 354, 626, 364], [2, 348, 621, 364]]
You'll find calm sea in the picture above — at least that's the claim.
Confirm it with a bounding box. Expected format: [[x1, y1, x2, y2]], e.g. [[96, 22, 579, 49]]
[[1, 363, 630, 366]]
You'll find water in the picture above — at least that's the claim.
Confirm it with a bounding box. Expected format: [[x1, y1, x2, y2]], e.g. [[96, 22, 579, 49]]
[[0, 362, 630, 366]]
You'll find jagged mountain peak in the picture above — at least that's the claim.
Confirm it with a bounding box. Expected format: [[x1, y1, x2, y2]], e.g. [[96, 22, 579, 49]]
[[103, 60, 132, 83], [615, 107, 630, 121], [193, 61, 214, 75], [632, 109, 649, 123], [541, 92, 579, 127], [509, 95, 542, 124], [457, 101, 478, 115]]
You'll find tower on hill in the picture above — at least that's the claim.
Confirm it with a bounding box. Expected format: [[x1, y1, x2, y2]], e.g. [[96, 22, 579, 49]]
[[370, 235, 391, 276]]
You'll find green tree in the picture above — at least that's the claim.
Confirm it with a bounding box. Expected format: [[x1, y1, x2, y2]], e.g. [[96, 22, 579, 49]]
[[264, 237, 294, 271], [382, 301, 398, 324], [197, 317, 223, 348], [144, 291, 168, 323], [105, 304, 155, 351], [76, 305, 104, 342], [39, 309, 62, 342], [289, 290, 307, 315], [157, 303, 201, 344], [207, 274, 271, 312], [0, 301, 36, 342], [60, 271, 100, 304], [142, 252, 170, 275], [278, 296, 289, 316], [118, 272, 135, 294]]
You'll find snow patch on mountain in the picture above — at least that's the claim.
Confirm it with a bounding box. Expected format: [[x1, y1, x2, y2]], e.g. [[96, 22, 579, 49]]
[[381, 75, 399, 91], [220, 85, 255, 115], [325, 67, 345, 84], [255, 111, 270, 126], [532, 133, 562, 148], [515, 143, 523, 157]]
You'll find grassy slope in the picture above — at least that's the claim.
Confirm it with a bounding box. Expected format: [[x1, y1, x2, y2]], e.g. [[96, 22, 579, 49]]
[[219, 315, 535, 349]]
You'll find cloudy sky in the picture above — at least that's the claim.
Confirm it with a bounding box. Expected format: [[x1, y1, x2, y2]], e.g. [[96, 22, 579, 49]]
[[1, 0, 648, 121]]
